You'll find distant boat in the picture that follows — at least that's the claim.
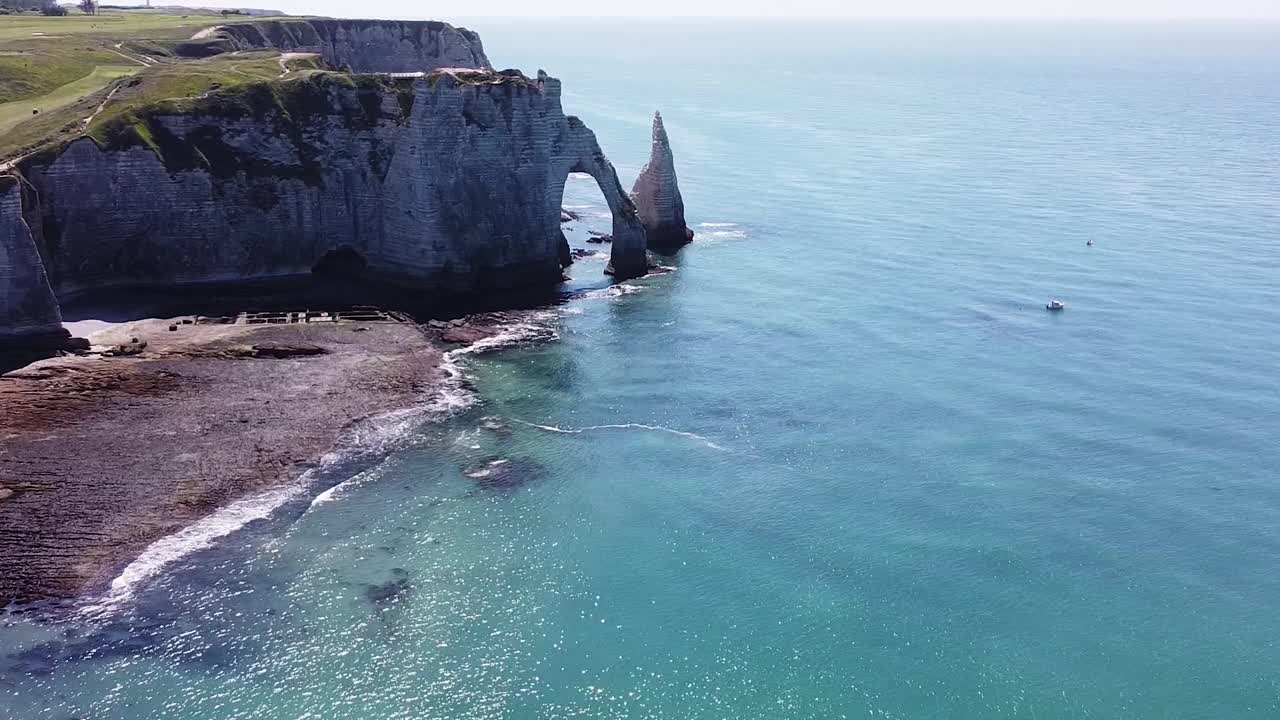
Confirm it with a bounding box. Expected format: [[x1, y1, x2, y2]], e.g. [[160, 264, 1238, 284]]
[[1086, 239, 1094, 246], [1046, 300, 1066, 311]]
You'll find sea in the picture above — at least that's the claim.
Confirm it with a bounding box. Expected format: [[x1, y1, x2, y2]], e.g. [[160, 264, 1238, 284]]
[[2, 18, 1279, 719]]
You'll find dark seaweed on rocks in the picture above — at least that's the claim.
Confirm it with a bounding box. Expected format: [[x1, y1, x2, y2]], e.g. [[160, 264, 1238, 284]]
[[365, 568, 414, 608], [464, 456, 548, 492]]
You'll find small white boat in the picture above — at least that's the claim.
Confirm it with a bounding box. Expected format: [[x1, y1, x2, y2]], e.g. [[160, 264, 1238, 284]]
[[1046, 299, 1066, 311], [1086, 239, 1094, 247]]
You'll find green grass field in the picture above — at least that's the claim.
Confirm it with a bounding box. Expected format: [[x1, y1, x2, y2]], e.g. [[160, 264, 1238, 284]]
[[0, 10, 310, 162], [0, 64, 138, 135]]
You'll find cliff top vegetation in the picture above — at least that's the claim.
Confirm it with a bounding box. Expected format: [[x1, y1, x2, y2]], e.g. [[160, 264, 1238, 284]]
[[0, 8, 302, 162]]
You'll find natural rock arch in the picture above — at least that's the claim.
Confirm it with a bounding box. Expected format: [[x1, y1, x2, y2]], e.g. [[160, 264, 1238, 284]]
[[554, 117, 648, 280]]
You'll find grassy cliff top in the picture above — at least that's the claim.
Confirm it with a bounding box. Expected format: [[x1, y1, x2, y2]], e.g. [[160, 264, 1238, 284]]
[[427, 67, 536, 87], [0, 9, 309, 161], [0, 10, 528, 168], [0, 48, 325, 164], [0, 11, 293, 102]]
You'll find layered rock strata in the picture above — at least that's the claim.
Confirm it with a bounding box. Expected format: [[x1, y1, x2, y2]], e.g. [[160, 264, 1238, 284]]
[[630, 111, 693, 251], [208, 19, 491, 73], [14, 69, 648, 313]]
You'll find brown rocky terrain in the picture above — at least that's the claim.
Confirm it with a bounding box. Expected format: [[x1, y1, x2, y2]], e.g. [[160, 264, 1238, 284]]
[[0, 316, 443, 606]]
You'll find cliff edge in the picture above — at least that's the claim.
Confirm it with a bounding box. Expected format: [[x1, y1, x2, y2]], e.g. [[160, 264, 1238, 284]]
[[205, 19, 491, 73], [16, 69, 647, 302]]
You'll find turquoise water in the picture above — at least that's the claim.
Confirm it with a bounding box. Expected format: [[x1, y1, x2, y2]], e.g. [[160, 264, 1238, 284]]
[[5, 19, 1280, 719]]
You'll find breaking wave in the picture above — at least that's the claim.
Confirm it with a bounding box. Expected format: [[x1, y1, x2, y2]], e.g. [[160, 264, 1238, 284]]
[[81, 482, 307, 617], [575, 284, 647, 300]]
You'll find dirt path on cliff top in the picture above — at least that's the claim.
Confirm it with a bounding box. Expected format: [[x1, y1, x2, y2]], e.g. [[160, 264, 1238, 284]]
[[0, 318, 443, 607]]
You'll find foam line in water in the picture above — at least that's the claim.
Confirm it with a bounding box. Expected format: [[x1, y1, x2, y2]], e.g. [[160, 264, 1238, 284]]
[[511, 418, 727, 451]]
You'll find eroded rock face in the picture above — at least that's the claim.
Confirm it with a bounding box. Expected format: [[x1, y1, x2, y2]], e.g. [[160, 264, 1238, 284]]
[[14, 69, 651, 304], [0, 176, 64, 349], [630, 111, 693, 251], [214, 19, 491, 73]]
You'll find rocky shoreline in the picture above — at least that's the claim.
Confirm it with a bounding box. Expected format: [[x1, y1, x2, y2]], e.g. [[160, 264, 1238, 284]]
[[0, 310, 519, 608], [0, 15, 697, 611]]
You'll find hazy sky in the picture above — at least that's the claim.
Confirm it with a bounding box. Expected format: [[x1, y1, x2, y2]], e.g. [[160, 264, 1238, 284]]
[[160, 0, 1280, 18]]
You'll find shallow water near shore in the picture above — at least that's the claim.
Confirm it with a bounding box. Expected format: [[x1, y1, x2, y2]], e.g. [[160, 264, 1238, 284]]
[[4, 18, 1280, 719]]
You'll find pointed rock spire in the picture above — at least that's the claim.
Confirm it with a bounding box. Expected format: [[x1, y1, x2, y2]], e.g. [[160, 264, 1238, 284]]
[[630, 111, 693, 251]]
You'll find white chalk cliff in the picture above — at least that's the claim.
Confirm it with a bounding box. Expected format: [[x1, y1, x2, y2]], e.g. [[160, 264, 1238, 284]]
[[208, 19, 491, 74], [0, 21, 683, 349], [0, 177, 63, 347]]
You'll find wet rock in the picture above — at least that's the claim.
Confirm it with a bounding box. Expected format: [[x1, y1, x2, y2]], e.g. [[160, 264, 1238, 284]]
[[365, 571, 414, 607], [560, 209, 580, 223], [587, 232, 611, 244], [440, 326, 491, 344], [464, 456, 547, 491], [479, 416, 511, 435]]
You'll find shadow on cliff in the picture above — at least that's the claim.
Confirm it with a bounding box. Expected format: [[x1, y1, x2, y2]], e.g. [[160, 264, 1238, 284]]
[[56, 271, 577, 327]]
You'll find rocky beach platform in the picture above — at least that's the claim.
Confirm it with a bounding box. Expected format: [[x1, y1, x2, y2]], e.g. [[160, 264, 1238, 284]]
[[0, 313, 447, 607]]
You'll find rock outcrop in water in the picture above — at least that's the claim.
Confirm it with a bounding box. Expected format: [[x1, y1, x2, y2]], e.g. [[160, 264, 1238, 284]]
[[200, 19, 491, 73], [630, 111, 693, 251], [0, 176, 65, 351]]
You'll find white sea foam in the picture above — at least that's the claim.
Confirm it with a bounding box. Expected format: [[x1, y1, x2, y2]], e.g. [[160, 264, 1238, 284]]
[[511, 419, 727, 451], [305, 461, 390, 511], [451, 310, 559, 359], [577, 284, 647, 301], [80, 481, 308, 618], [697, 222, 739, 228]]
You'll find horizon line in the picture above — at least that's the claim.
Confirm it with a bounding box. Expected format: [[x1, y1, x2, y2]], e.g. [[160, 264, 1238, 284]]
[[101, 5, 1280, 20]]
